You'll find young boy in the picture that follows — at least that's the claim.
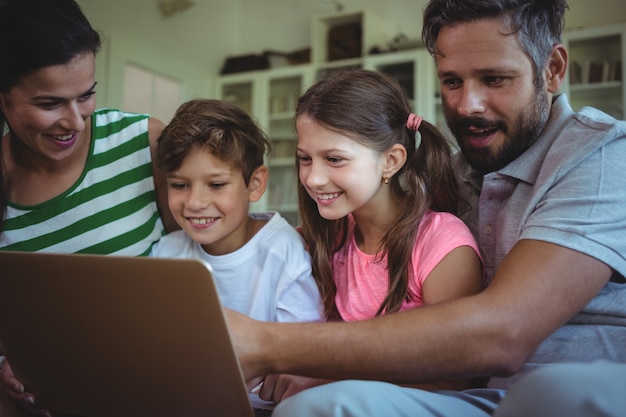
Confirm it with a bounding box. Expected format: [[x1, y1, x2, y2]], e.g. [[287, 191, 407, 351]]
[[151, 99, 323, 324]]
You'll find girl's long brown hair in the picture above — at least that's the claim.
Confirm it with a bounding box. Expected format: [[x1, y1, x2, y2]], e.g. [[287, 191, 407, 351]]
[[296, 69, 459, 320]]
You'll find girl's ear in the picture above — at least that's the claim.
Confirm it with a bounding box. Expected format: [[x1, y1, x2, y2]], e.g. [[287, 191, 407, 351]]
[[383, 143, 407, 179], [248, 165, 269, 202]]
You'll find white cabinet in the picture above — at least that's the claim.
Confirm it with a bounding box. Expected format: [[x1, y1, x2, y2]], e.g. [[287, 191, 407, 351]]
[[216, 66, 313, 225], [364, 49, 438, 128], [562, 23, 626, 120], [263, 67, 314, 225]]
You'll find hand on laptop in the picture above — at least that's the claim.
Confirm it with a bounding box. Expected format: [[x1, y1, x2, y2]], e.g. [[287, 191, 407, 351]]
[[258, 374, 328, 404], [223, 308, 268, 380], [0, 357, 51, 417]]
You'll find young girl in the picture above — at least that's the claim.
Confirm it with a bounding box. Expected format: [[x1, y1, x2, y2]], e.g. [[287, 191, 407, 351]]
[[296, 69, 484, 322], [257, 69, 485, 403]]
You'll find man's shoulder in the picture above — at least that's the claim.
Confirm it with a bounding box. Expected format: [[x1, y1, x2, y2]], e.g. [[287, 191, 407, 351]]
[[574, 106, 626, 134], [549, 105, 626, 164]]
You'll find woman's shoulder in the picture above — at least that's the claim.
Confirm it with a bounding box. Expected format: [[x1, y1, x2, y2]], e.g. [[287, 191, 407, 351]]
[[92, 108, 150, 130]]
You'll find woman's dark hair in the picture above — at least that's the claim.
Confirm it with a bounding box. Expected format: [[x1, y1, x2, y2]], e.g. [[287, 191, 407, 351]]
[[296, 69, 459, 320], [0, 0, 101, 233]]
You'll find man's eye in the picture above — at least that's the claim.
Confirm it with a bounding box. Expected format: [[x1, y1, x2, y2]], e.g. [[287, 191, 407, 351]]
[[485, 76, 506, 85]]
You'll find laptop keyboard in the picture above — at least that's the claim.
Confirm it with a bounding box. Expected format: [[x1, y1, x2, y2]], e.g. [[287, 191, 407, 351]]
[[254, 408, 274, 417]]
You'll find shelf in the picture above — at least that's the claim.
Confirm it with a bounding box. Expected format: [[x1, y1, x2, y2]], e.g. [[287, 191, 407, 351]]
[[269, 111, 297, 121], [314, 58, 363, 82], [570, 80, 621, 92], [311, 10, 384, 64], [268, 157, 295, 167], [563, 23, 626, 119]]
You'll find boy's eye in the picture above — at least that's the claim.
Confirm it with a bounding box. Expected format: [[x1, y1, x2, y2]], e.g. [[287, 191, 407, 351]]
[[169, 182, 187, 190], [210, 182, 226, 189], [441, 78, 461, 89]]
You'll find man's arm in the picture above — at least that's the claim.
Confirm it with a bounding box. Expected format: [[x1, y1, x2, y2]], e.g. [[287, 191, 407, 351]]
[[228, 239, 611, 384]]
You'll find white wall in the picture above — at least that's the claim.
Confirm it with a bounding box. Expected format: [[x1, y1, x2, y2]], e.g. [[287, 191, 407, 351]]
[[76, 0, 626, 116]]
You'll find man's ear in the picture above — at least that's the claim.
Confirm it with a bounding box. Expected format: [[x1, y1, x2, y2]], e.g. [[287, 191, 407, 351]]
[[248, 165, 268, 202], [382, 143, 407, 180], [546, 44, 568, 93]]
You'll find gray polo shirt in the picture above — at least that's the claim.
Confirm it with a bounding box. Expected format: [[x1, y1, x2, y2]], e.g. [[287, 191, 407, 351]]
[[454, 94, 626, 388]]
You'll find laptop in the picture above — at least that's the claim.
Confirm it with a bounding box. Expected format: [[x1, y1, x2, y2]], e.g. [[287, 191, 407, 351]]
[[0, 251, 275, 417]]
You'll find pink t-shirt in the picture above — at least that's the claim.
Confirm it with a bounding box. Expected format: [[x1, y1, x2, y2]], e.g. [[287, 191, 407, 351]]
[[333, 210, 481, 322]]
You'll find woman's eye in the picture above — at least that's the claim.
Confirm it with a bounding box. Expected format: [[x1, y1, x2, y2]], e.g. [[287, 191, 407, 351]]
[[38, 102, 60, 109], [79, 91, 96, 101]]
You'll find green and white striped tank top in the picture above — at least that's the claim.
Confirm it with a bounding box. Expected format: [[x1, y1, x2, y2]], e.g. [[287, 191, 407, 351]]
[[0, 109, 165, 256]]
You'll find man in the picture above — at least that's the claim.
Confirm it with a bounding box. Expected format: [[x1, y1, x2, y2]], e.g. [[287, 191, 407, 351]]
[[229, 0, 626, 415]]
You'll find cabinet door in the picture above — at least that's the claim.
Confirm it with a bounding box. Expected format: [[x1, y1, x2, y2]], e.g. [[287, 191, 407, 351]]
[[265, 67, 313, 226], [364, 50, 454, 146], [563, 23, 626, 120], [216, 72, 262, 117]]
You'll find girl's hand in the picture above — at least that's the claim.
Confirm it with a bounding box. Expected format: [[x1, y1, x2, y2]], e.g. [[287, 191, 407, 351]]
[[0, 357, 51, 417]]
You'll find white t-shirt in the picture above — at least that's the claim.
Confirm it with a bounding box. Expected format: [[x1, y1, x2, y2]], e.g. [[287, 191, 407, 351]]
[[151, 212, 323, 323]]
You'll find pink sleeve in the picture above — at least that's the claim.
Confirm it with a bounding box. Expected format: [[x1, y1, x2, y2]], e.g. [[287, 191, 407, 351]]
[[410, 211, 482, 290]]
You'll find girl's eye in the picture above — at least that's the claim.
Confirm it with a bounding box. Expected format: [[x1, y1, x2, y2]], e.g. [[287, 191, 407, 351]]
[[327, 156, 343, 164], [297, 155, 312, 165]]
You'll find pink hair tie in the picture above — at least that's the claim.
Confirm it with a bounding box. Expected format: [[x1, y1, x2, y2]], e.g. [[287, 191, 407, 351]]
[[406, 113, 423, 131]]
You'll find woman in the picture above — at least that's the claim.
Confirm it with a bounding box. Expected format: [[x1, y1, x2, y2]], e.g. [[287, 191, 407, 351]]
[[0, 0, 176, 414], [0, 0, 177, 251]]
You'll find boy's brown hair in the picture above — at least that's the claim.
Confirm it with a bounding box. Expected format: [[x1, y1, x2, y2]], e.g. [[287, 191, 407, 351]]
[[156, 99, 270, 185]]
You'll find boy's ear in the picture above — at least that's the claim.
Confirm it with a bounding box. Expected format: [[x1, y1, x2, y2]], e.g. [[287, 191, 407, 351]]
[[248, 165, 268, 202]]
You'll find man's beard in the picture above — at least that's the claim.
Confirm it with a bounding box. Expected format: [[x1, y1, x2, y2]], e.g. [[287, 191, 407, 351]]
[[447, 87, 550, 175]]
